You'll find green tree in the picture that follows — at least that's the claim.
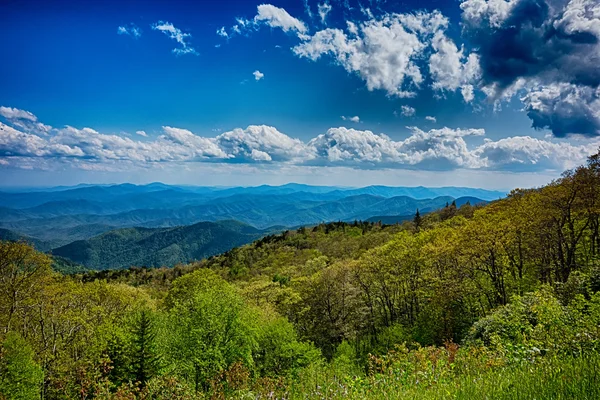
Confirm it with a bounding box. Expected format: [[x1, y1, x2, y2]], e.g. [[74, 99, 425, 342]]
[[130, 309, 161, 387], [0, 332, 43, 400], [413, 209, 422, 231], [0, 241, 51, 333], [165, 269, 256, 392]]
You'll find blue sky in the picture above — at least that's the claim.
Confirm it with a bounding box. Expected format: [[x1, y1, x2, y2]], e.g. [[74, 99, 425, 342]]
[[1, 0, 599, 189]]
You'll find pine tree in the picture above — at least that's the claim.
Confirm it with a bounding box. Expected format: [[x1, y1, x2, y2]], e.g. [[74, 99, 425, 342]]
[[413, 209, 422, 230], [130, 310, 160, 387]]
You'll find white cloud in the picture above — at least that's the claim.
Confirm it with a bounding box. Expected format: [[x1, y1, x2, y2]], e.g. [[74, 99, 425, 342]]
[[135, 130, 148, 137], [151, 21, 198, 55], [0, 123, 83, 158], [309, 127, 401, 164], [117, 24, 141, 38], [474, 135, 597, 170], [1, 107, 597, 173], [341, 115, 360, 123], [521, 83, 600, 137], [0, 106, 37, 121], [217, 26, 229, 39], [401, 106, 416, 117], [293, 11, 448, 97], [303, 0, 314, 19], [159, 126, 226, 159], [429, 31, 480, 102], [426, 116, 437, 122], [307, 126, 486, 169], [215, 125, 311, 162], [460, 0, 518, 28], [253, 70, 265, 81], [254, 4, 308, 34], [318, 2, 333, 24], [0, 106, 52, 135], [459, 0, 600, 136]]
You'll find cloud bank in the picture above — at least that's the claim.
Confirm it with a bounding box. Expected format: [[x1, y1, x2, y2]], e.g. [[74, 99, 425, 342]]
[[1, 106, 597, 173]]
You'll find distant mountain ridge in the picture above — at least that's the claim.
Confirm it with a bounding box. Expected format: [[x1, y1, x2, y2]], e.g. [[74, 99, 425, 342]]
[[0, 183, 499, 246]]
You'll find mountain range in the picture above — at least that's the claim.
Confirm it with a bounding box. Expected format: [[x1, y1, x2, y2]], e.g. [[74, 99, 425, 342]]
[[0, 183, 501, 269]]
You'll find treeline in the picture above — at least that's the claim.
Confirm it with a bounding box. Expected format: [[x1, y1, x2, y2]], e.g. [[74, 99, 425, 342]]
[[1, 151, 600, 399]]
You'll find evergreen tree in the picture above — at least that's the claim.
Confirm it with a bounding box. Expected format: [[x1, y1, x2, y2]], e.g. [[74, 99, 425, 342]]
[[413, 209, 422, 230], [130, 310, 160, 387]]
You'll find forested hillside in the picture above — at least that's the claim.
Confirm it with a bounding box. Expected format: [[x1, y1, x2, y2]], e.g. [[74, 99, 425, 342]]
[[1, 151, 600, 399], [50, 220, 272, 270]]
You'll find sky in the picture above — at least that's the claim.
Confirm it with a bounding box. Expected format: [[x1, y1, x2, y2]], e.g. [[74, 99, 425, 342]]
[[1, 0, 599, 189]]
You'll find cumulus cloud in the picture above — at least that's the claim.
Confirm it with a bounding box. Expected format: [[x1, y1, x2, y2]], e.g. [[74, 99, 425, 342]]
[[0, 123, 83, 158], [222, 4, 307, 39], [460, 0, 600, 136], [152, 21, 197, 55], [429, 31, 480, 102], [522, 83, 600, 137], [426, 116, 437, 122], [0, 106, 37, 121], [307, 126, 488, 169], [253, 70, 265, 81], [117, 24, 141, 38], [474, 135, 596, 170], [255, 4, 308, 34], [135, 130, 148, 137], [401, 106, 416, 117], [0, 106, 52, 135], [308, 127, 401, 165], [318, 2, 333, 24], [293, 10, 449, 97], [215, 125, 311, 162], [461, 0, 600, 95], [341, 115, 361, 123], [1, 106, 597, 173]]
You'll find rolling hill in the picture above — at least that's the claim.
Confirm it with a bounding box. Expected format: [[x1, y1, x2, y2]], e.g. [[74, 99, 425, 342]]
[[50, 220, 271, 270], [0, 228, 54, 251]]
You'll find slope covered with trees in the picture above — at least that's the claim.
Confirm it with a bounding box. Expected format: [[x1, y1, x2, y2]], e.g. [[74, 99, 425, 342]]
[[1, 151, 599, 399], [51, 220, 272, 270]]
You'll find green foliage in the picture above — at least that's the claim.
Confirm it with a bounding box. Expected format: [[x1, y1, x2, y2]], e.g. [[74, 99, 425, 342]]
[[467, 288, 600, 359], [131, 309, 161, 387], [253, 313, 321, 377], [165, 269, 257, 392], [0, 332, 43, 400]]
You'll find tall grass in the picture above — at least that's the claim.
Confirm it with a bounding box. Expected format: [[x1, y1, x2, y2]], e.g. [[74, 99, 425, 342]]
[[283, 355, 600, 399]]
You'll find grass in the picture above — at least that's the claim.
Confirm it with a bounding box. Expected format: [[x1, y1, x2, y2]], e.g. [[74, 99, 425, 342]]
[[282, 355, 600, 400]]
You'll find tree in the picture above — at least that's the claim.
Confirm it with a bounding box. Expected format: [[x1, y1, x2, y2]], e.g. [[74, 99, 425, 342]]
[[0, 332, 43, 400], [165, 269, 256, 392], [130, 309, 161, 387], [413, 209, 422, 231], [0, 241, 51, 334]]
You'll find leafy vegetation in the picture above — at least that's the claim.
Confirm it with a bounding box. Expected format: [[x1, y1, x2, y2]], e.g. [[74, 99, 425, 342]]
[[1, 151, 599, 399]]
